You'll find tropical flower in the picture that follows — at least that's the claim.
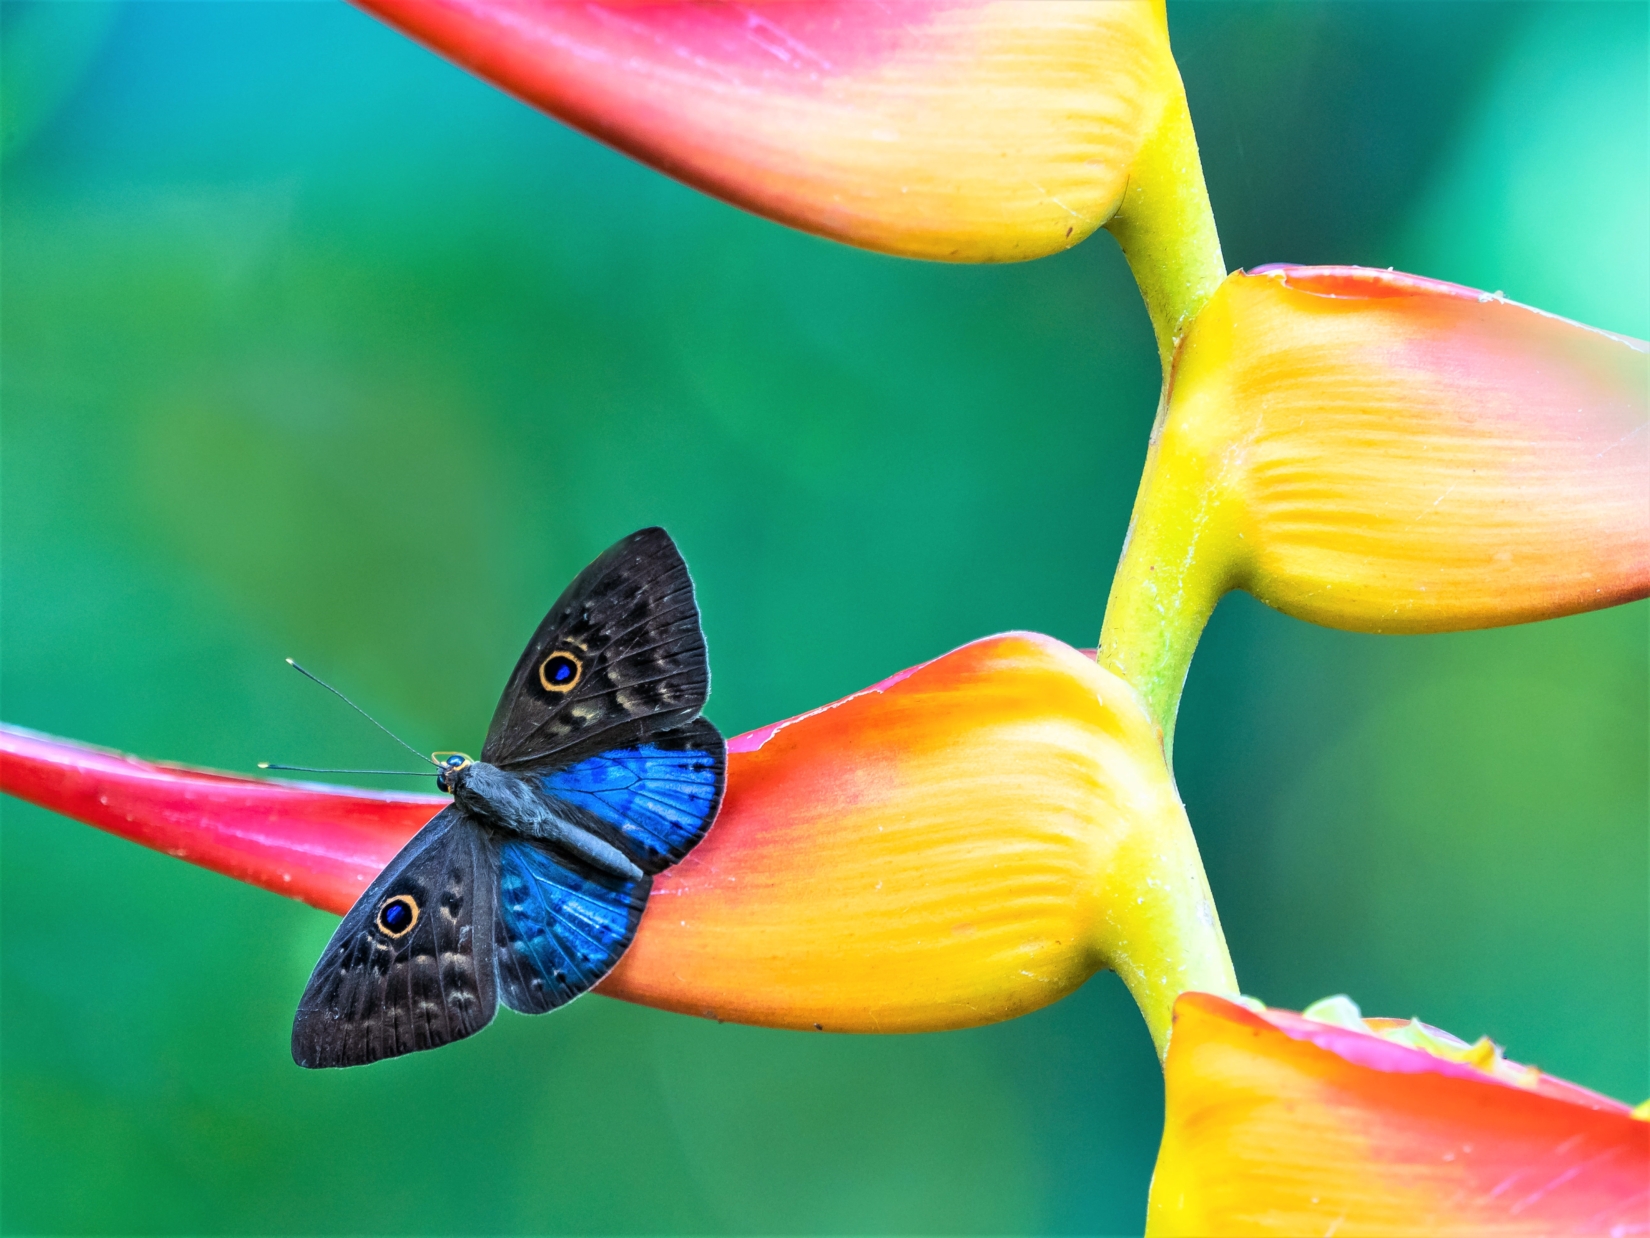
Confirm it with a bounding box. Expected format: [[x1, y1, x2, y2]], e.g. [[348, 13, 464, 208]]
[[352, 0, 1222, 360], [1147, 991, 1650, 1237], [1100, 265, 1650, 739], [8, 8, 1643, 1233], [0, 632, 1235, 1053]]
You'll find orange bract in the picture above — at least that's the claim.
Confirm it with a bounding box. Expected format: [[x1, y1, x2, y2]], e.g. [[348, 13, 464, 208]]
[[0, 634, 1235, 1048], [607, 632, 1233, 1041], [1147, 993, 1649, 1237]]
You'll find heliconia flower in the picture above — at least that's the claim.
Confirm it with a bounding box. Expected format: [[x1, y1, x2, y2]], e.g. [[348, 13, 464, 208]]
[[351, 1, 1221, 320], [1101, 265, 1650, 739], [0, 633, 1236, 1054], [1146, 992, 1650, 1237]]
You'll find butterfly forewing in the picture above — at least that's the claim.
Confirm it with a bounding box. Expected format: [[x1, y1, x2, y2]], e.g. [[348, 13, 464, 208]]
[[481, 528, 711, 769], [292, 808, 499, 1068]]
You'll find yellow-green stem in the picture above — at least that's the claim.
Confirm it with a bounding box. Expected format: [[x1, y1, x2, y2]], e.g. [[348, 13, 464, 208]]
[[1098, 464, 1238, 761], [1102, 793, 1241, 1058], [1105, 83, 1226, 373], [1100, 74, 1229, 756]]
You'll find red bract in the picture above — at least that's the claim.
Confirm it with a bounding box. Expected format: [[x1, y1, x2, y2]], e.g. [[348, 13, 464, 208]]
[[353, 0, 1185, 262], [0, 724, 434, 914]]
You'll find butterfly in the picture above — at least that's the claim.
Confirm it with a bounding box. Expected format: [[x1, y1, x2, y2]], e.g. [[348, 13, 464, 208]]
[[291, 528, 725, 1068]]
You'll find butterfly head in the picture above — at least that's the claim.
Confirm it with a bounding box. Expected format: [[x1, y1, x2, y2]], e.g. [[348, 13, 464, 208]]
[[434, 752, 472, 794]]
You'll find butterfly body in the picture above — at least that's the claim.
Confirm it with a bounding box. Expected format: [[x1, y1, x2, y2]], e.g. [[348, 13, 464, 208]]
[[291, 528, 724, 1068], [448, 760, 644, 881]]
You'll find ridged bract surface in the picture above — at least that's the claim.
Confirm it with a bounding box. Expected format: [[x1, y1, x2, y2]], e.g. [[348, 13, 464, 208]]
[[1130, 266, 1648, 636], [354, 0, 1179, 261]]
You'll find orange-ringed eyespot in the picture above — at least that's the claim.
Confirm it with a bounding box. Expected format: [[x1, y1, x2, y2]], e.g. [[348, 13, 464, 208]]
[[377, 895, 419, 937], [538, 650, 581, 693]]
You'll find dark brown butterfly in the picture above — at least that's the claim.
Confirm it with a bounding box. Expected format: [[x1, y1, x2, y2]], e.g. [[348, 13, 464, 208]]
[[291, 528, 724, 1068]]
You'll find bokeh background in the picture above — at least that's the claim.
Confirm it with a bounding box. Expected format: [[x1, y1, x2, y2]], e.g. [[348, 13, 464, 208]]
[[2, 2, 1645, 1234]]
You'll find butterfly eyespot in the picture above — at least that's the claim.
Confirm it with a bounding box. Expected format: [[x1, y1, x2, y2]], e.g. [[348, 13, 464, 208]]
[[376, 895, 419, 938], [538, 651, 582, 694]]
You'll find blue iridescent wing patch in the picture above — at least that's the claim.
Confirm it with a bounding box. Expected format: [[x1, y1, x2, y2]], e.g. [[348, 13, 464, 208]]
[[493, 838, 648, 1015], [538, 717, 725, 872]]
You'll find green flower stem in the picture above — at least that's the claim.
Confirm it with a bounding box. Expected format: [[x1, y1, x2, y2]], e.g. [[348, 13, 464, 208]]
[[1105, 83, 1227, 373], [1098, 451, 1241, 761], [1100, 78, 1230, 757], [1103, 808, 1243, 1059]]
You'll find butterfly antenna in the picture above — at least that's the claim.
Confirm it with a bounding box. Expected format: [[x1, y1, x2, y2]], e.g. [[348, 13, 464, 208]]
[[283, 658, 440, 768], [258, 763, 437, 777]]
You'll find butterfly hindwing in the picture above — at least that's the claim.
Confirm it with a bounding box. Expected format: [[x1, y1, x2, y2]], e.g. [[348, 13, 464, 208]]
[[533, 717, 726, 875], [292, 806, 499, 1068], [494, 838, 650, 1014], [481, 528, 710, 769]]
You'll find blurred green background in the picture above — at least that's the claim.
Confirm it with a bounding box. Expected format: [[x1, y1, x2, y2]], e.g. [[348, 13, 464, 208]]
[[1, 2, 1644, 1234]]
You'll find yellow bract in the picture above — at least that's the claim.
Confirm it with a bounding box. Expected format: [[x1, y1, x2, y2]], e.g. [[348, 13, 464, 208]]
[[1102, 266, 1650, 741], [704, 1, 1181, 263]]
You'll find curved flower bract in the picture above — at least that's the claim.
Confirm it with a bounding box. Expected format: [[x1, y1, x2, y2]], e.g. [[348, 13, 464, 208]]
[[609, 632, 1234, 1044], [0, 634, 1235, 1052], [0, 725, 439, 914], [1102, 265, 1650, 737], [353, 0, 1184, 265], [1147, 992, 1650, 1237]]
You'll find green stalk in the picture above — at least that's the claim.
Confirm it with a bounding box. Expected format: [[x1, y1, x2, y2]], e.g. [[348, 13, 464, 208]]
[[1098, 453, 1241, 761], [1105, 84, 1227, 373], [1099, 78, 1230, 757]]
